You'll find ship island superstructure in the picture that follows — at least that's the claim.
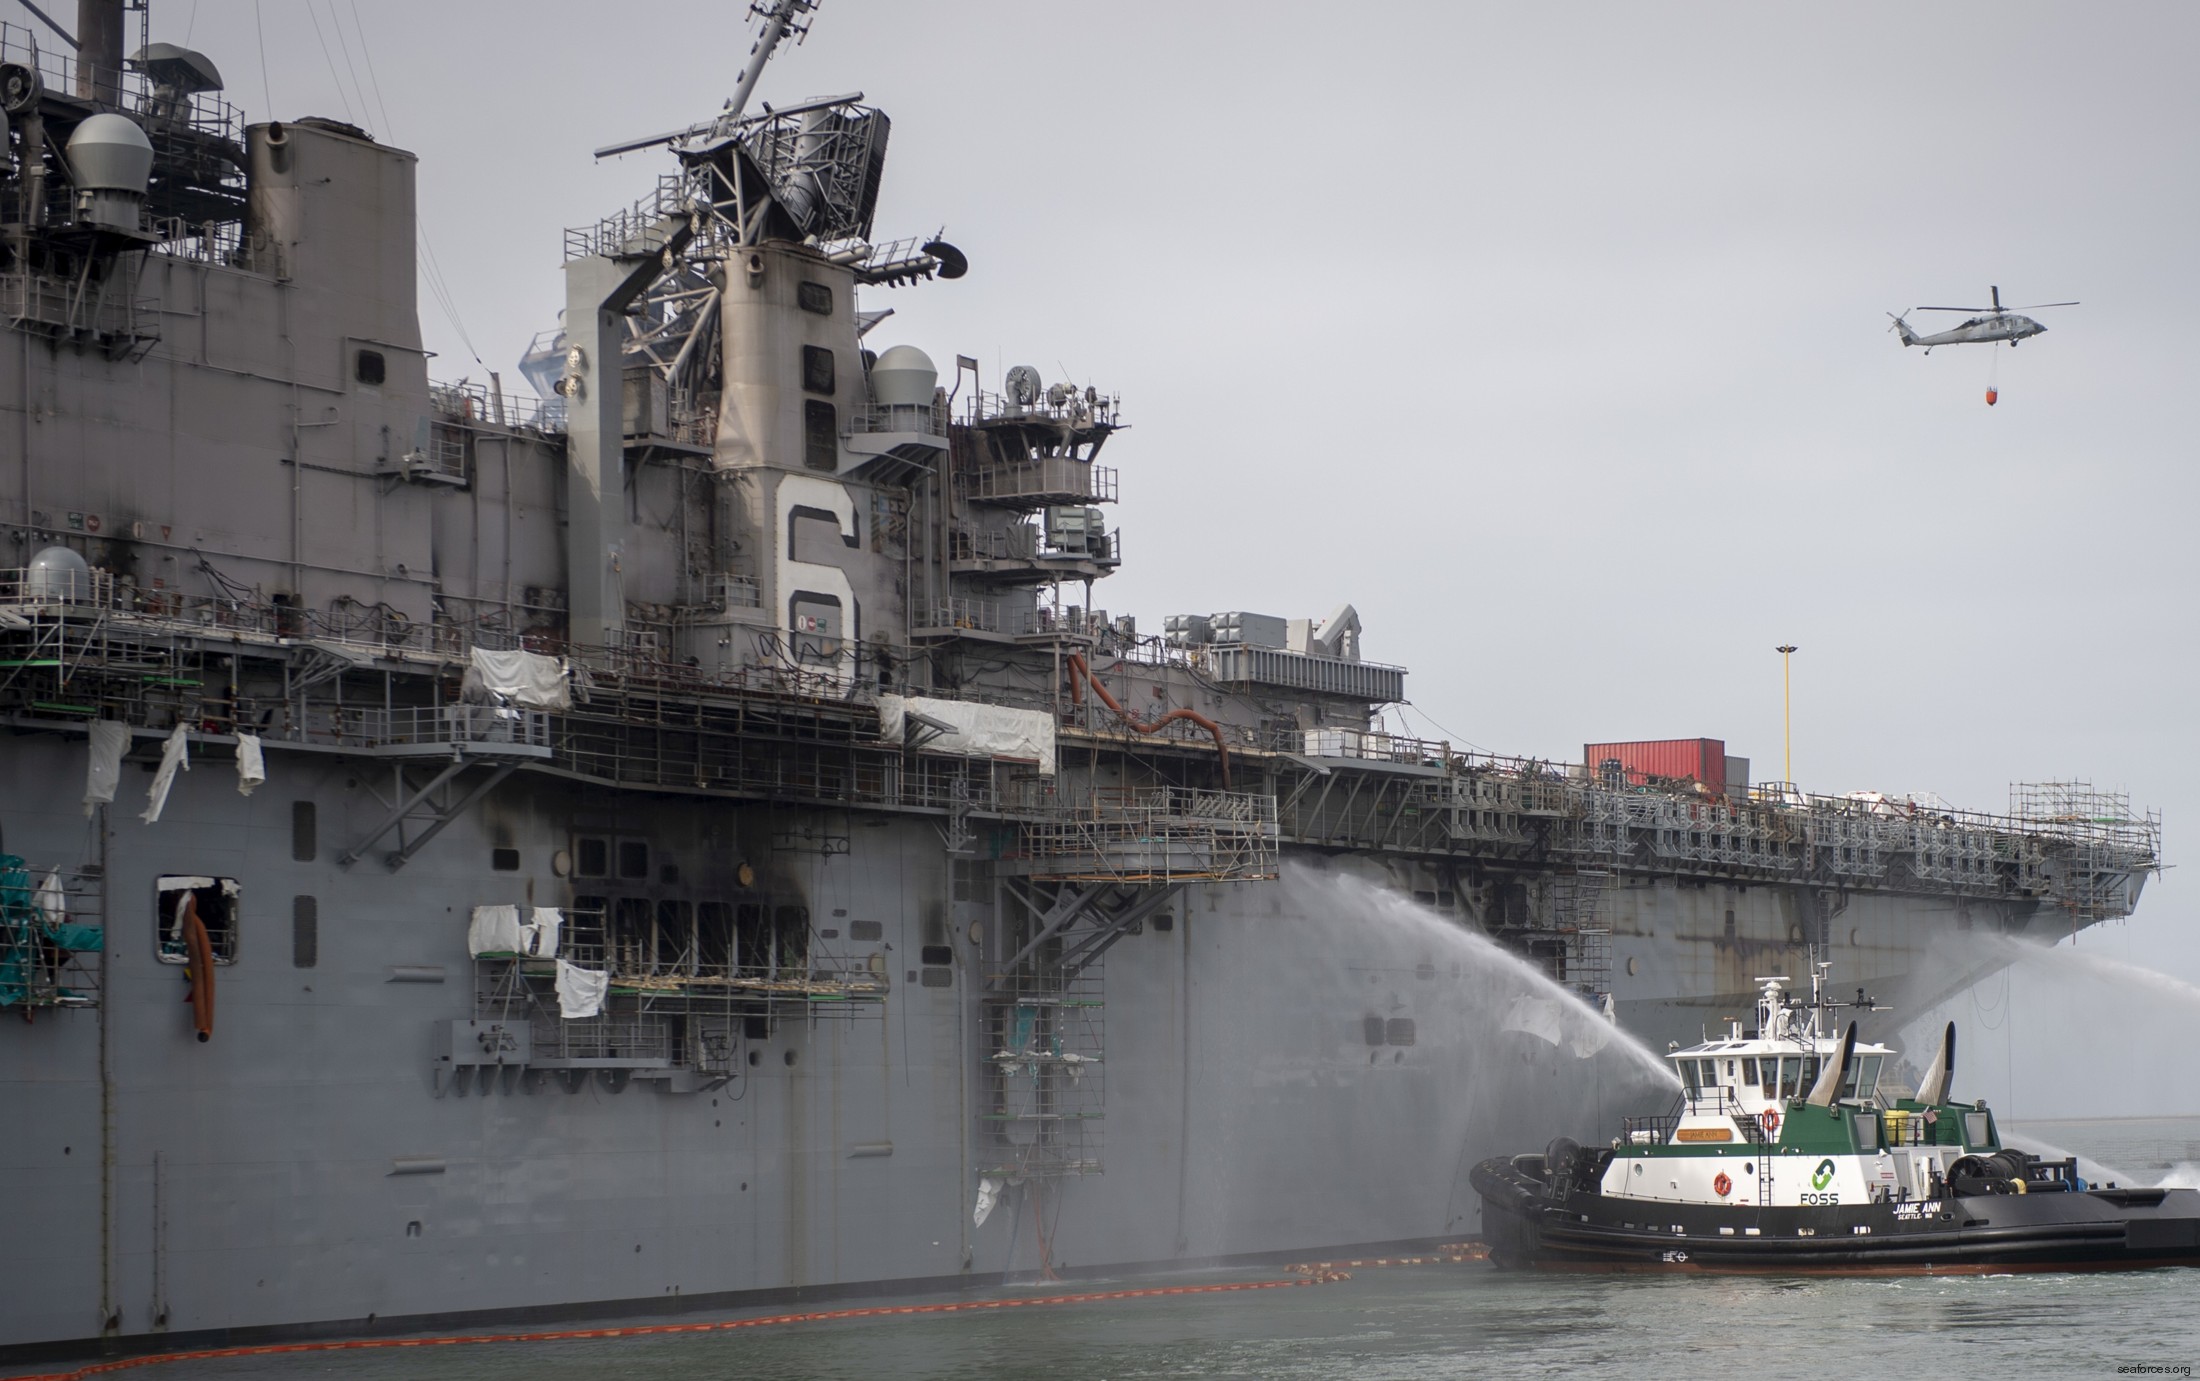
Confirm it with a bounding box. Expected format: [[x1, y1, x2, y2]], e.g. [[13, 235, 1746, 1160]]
[[0, 0, 2164, 1358]]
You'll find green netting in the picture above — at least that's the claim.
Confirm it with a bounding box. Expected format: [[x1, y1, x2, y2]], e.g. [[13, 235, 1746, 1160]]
[[0, 854, 102, 1007]]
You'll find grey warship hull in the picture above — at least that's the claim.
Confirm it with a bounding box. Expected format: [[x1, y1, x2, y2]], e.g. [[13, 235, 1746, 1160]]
[[0, 2, 2160, 1359]]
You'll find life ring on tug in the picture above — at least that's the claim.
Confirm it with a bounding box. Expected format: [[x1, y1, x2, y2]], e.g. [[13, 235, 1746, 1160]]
[[1759, 1108, 1781, 1136], [1713, 1172, 1733, 1198], [181, 894, 216, 1043]]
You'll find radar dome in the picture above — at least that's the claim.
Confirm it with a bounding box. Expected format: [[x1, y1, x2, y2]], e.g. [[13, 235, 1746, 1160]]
[[26, 546, 91, 602], [870, 346, 938, 409], [66, 113, 154, 192]]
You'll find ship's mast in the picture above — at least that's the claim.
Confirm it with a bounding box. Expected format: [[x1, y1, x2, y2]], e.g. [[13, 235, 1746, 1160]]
[[724, 0, 818, 125]]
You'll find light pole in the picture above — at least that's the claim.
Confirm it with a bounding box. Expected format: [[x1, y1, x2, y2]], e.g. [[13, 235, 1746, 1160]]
[[1776, 644, 1798, 785]]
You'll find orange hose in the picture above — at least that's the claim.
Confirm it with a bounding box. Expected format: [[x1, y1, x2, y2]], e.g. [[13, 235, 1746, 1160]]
[[181, 896, 214, 1043], [1065, 654, 1230, 787]]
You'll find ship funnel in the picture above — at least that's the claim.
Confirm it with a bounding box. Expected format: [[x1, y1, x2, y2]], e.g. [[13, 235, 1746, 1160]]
[[1804, 1022, 1857, 1108], [65, 112, 154, 232], [1914, 1021, 1956, 1105]]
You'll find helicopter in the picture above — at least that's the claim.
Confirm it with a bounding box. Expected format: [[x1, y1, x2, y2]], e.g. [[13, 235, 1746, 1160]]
[[1887, 285, 2077, 354]]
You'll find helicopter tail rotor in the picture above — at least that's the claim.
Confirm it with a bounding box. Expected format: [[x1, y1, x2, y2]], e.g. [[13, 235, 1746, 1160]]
[[1887, 312, 1922, 347]]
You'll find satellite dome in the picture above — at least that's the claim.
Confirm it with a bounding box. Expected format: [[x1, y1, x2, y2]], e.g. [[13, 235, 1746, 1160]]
[[26, 546, 91, 602], [870, 345, 938, 409], [66, 113, 154, 193]]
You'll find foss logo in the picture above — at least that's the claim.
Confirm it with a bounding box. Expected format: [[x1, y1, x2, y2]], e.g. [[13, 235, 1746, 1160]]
[[1800, 1158, 1841, 1205]]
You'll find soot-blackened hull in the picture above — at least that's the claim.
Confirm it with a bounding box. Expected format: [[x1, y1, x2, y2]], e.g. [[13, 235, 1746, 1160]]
[[1471, 1157, 2200, 1274]]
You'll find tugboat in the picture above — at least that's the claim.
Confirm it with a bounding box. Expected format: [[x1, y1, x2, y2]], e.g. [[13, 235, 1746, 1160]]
[[1472, 967, 2200, 1272]]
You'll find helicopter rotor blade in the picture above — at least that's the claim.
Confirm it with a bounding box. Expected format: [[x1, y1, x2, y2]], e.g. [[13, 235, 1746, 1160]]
[[2009, 301, 2080, 309], [1915, 306, 1989, 313], [1991, 285, 2002, 312]]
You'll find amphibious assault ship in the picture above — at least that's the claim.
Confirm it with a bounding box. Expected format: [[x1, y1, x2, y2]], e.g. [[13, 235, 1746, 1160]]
[[0, 0, 2161, 1358]]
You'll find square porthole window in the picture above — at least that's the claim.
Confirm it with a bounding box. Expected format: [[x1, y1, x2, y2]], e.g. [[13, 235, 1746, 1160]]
[[850, 920, 883, 942], [491, 848, 521, 872], [796, 281, 833, 315], [803, 400, 838, 470], [291, 801, 317, 862], [156, 876, 240, 965], [801, 344, 836, 396], [292, 896, 318, 968], [355, 349, 386, 386], [575, 837, 609, 878], [616, 840, 650, 880]]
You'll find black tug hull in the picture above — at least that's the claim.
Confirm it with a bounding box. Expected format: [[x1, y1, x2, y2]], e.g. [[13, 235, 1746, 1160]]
[[1472, 1155, 2200, 1274]]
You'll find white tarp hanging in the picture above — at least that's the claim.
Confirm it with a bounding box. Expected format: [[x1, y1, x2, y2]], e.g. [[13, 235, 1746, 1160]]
[[83, 721, 128, 817], [465, 648, 571, 711], [528, 906, 563, 958], [141, 723, 191, 824], [235, 733, 267, 797], [876, 693, 1056, 776], [1501, 993, 1565, 1047], [555, 958, 608, 1019], [467, 905, 561, 959], [1502, 992, 1612, 1058], [36, 869, 64, 920], [973, 1176, 1004, 1228]]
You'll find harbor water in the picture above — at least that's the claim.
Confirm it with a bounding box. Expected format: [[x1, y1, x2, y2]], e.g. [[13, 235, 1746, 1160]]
[[25, 1116, 2197, 1381]]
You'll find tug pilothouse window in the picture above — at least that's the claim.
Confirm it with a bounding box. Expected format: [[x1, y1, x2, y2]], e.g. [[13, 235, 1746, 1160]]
[[156, 876, 239, 964], [1856, 1055, 1883, 1100]]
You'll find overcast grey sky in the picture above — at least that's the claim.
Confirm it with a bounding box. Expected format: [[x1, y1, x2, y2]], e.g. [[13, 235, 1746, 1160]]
[[121, 1, 2200, 1114]]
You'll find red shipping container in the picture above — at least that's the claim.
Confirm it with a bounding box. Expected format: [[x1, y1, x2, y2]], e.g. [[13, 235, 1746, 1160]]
[[1583, 739, 1725, 792]]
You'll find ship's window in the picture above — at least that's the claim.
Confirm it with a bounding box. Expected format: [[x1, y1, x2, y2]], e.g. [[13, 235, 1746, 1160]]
[[803, 400, 838, 471], [736, 903, 768, 971], [920, 967, 953, 988], [1741, 1058, 1758, 1085], [355, 349, 386, 386], [575, 837, 609, 878], [920, 945, 953, 966], [1364, 1015, 1387, 1048], [1724, 909, 1736, 939], [1853, 1112, 1879, 1152], [291, 801, 317, 862], [1856, 1055, 1882, 1100], [491, 848, 520, 872], [1725, 1060, 1736, 1079], [697, 902, 734, 972], [1385, 1018, 1416, 1047], [1799, 1056, 1823, 1094], [1964, 1111, 1990, 1146], [292, 895, 318, 968], [568, 896, 607, 963], [656, 900, 692, 971], [801, 345, 835, 396], [770, 904, 810, 976], [797, 281, 833, 315], [155, 876, 239, 965], [1678, 1061, 1699, 1094], [850, 920, 882, 942], [616, 840, 649, 880], [610, 897, 652, 972]]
